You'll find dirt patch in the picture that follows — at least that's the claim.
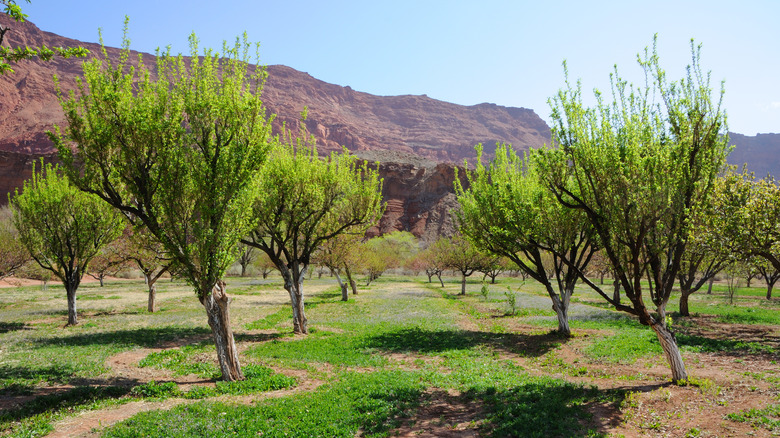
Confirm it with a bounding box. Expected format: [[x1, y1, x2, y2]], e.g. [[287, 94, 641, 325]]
[[392, 388, 484, 437]]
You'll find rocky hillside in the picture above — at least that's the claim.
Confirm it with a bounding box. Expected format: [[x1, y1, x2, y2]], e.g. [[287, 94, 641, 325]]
[[0, 16, 777, 240]]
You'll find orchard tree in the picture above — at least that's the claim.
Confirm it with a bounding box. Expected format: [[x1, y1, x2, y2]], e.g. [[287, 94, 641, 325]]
[[0, 1, 88, 74], [12, 162, 123, 325], [313, 232, 363, 300], [242, 131, 383, 334], [408, 238, 448, 286], [456, 144, 597, 336], [126, 227, 172, 312], [535, 38, 729, 383], [87, 235, 130, 287], [439, 235, 492, 296], [0, 205, 30, 280], [49, 31, 272, 381], [236, 243, 257, 278]]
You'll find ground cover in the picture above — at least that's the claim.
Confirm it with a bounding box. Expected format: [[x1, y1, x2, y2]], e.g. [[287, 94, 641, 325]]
[[0, 273, 778, 437]]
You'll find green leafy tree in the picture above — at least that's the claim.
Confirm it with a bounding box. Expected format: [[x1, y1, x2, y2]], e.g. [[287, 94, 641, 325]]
[[438, 234, 492, 296], [11, 162, 123, 325], [242, 131, 383, 334], [313, 232, 363, 300], [0, 205, 30, 280], [535, 38, 729, 383], [126, 227, 172, 312], [0, 1, 88, 74], [49, 30, 272, 381], [407, 238, 448, 286], [456, 144, 597, 336]]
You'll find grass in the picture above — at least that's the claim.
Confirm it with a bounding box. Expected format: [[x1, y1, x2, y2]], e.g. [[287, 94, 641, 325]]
[[0, 274, 778, 437]]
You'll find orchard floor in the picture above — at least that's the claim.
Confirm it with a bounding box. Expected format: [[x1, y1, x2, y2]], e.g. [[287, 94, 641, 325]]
[[0, 274, 778, 437]]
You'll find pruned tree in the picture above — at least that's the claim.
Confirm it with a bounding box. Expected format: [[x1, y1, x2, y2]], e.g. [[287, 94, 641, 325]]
[[49, 29, 272, 381], [535, 38, 729, 383], [0, 205, 30, 281], [11, 162, 123, 325], [456, 144, 597, 336], [243, 129, 383, 334]]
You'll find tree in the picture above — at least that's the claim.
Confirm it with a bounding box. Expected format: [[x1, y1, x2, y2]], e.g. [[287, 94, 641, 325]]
[[242, 130, 383, 334], [125, 227, 172, 313], [313, 232, 363, 301], [11, 162, 123, 325], [407, 238, 448, 286], [535, 38, 729, 383], [478, 255, 504, 284], [235, 243, 257, 278], [87, 235, 130, 287], [438, 235, 492, 296], [50, 31, 272, 381], [252, 251, 277, 280], [0, 1, 88, 74], [753, 258, 780, 300], [456, 144, 597, 336], [0, 205, 30, 281]]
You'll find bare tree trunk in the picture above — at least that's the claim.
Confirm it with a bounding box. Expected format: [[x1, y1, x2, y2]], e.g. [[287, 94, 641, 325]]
[[460, 273, 467, 295], [651, 321, 688, 384], [613, 279, 621, 304], [551, 292, 571, 337], [147, 274, 157, 313], [437, 273, 444, 287], [706, 277, 714, 294], [426, 273, 433, 283], [679, 290, 692, 316], [767, 281, 775, 300], [334, 271, 348, 302], [344, 265, 358, 295], [202, 280, 243, 381], [240, 262, 247, 278], [288, 283, 308, 334], [66, 282, 78, 326], [99, 275, 104, 287]]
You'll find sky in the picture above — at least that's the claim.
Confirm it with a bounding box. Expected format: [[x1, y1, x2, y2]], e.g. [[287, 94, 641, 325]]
[[22, 0, 780, 135]]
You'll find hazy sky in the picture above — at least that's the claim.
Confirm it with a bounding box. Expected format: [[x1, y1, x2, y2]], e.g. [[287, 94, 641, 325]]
[[23, 0, 780, 135]]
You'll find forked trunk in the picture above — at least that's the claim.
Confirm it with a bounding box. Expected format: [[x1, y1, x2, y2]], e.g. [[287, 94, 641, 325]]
[[288, 282, 308, 334], [650, 321, 688, 384], [460, 273, 467, 295], [202, 280, 243, 381], [679, 290, 692, 316], [147, 274, 157, 313]]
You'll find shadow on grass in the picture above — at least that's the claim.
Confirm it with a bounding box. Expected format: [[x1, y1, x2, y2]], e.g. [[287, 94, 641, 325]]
[[677, 334, 778, 355], [31, 326, 212, 349], [364, 327, 567, 358], [0, 322, 31, 333], [0, 385, 132, 429], [469, 381, 626, 438]]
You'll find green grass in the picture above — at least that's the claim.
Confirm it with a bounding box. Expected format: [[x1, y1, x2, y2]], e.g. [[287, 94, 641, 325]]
[[726, 403, 780, 432]]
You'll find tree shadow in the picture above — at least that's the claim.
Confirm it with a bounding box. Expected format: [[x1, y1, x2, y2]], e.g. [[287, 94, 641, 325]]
[[0, 322, 31, 333], [363, 327, 568, 358], [0, 384, 132, 424], [30, 326, 212, 349]]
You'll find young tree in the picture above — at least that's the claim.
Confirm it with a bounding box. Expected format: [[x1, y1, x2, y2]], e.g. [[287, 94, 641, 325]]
[[313, 232, 363, 301], [0, 205, 30, 281], [12, 162, 123, 325], [456, 144, 597, 336], [409, 238, 448, 286], [126, 227, 172, 313], [87, 236, 130, 287], [243, 132, 383, 334], [535, 38, 729, 383], [236, 243, 257, 278], [439, 235, 492, 296], [50, 31, 272, 381], [0, 1, 88, 74], [252, 251, 277, 280]]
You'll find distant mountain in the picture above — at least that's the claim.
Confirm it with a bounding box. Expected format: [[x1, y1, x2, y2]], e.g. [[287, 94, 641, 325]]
[[0, 15, 776, 239], [727, 133, 780, 177]]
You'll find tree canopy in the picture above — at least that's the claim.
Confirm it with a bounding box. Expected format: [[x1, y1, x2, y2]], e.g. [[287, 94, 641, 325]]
[[49, 29, 273, 381]]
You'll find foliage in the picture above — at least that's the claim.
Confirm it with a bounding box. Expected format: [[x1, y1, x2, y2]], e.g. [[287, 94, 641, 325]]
[[456, 143, 597, 334], [358, 231, 419, 285], [11, 162, 123, 325], [50, 25, 273, 379], [0, 0, 88, 74], [0, 205, 30, 280], [243, 136, 383, 333], [534, 37, 729, 382]]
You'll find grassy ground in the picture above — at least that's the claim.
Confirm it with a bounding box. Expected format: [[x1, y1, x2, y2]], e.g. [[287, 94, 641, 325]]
[[1, 273, 779, 437]]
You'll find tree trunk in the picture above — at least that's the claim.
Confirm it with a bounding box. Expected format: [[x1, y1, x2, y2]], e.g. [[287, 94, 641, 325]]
[[706, 277, 714, 294], [202, 280, 243, 381], [240, 262, 247, 277], [650, 321, 688, 384], [551, 293, 571, 337], [288, 282, 308, 334], [344, 265, 358, 295], [98, 275, 104, 287], [426, 273, 433, 283], [679, 290, 692, 317], [437, 273, 444, 287], [147, 274, 157, 313], [334, 271, 348, 302], [613, 279, 621, 304], [767, 281, 775, 300], [66, 281, 78, 326], [460, 273, 467, 295], [490, 273, 497, 284]]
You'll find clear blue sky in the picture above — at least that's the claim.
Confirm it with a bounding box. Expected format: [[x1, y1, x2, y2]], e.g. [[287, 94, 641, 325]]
[[23, 0, 780, 135]]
